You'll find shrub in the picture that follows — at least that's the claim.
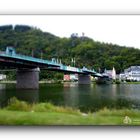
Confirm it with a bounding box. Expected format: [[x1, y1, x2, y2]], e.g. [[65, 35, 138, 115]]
[[32, 103, 54, 112], [6, 97, 81, 115], [6, 97, 31, 111]]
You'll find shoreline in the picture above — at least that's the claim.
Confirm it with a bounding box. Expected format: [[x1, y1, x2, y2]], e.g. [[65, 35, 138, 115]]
[[0, 98, 140, 125], [0, 80, 140, 84]]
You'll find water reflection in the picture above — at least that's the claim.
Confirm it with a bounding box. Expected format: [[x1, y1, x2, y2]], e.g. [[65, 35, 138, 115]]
[[63, 82, 80, 107], [15, 89, 39, 103], [4, 84, 39, 105], [0, 83, 140, 112], [0, 84, 6, 107]]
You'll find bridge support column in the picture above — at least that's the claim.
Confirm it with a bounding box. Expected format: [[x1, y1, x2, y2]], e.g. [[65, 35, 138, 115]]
[[78, 74, 91, 84], [16, 68, 40, 89]]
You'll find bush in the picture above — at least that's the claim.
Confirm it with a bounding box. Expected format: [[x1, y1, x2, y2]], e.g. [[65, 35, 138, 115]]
[[6, 97, 81, 114], [6, 97, 31, 111], [32, 103, 55, 112]]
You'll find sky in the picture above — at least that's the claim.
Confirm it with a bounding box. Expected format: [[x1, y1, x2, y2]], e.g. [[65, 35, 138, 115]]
[[1, 15, 140, 49]]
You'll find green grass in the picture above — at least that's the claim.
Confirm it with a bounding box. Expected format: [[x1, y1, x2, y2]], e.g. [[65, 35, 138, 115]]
[[0, 98, 140, 125], [127, 82, 140, 84], [0, 80, 16, 83], [0, 109, 140, 125]]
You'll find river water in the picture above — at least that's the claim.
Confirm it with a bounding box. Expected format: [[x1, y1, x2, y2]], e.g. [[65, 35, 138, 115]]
[[0, 83, 140, 112]]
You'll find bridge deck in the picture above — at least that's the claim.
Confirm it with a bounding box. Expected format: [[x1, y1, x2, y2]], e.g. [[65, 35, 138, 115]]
[[0, 47, 102, 77]]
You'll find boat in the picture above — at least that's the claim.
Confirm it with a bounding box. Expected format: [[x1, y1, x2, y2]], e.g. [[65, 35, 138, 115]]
[[96, 74, 112, 84]]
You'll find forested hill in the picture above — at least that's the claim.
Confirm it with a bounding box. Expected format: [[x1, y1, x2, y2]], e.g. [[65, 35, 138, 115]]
[[0, 25, 140, 74]]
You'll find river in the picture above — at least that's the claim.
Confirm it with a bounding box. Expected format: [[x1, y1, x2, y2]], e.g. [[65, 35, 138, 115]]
[[0, 83, 140, 112]]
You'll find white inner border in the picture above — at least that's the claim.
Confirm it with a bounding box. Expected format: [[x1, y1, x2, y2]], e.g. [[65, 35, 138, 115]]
[[0, 0, 140, 140]]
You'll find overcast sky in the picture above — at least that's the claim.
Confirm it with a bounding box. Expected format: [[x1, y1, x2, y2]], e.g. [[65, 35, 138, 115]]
[[1, 15, 140, 49]]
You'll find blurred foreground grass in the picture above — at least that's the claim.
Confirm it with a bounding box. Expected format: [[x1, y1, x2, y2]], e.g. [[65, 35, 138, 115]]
[[0, 97, 140, 125]]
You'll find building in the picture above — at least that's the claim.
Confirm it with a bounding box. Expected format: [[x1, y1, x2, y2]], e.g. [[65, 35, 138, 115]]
[[63, 74, 70, 81], [104, 67, 116, 80], [63, 74, 78, 81], [112, 67, 117, 80], [0, 74, 6, 80], [119, 66, 140, 81]]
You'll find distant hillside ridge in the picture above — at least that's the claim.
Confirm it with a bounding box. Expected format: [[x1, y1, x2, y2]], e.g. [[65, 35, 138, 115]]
[[0, 24, 140, 73]]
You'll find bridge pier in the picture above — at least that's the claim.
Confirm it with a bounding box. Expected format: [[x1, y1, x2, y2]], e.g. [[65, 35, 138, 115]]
[[78, 74, 91, 84], [16, 68, 40, 89]]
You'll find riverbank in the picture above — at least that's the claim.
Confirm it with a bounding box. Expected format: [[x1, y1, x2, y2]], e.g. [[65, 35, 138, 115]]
[[0, 80, 16, 83], [126, 81, 140, 84], [1, 80, 140, 84], [0, 98, 140, 125], [0, 80, 62, 84]]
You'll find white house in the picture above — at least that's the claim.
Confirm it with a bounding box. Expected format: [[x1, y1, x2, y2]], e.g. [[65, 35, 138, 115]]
[[119, 66, 140, 81], [104, 67, 116, 80], [0, 74, 6, 80]]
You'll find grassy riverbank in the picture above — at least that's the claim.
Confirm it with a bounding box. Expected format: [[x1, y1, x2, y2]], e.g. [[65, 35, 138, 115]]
[[126, 82, 140, 84], [0, 80, 16, 84], [1, 80, 140, 84], [0, 80, 62, 84], [0, 98, 140, 125]]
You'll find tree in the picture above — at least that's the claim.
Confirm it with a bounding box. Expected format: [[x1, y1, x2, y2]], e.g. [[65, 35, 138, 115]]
[[0, 24, 140, 79]]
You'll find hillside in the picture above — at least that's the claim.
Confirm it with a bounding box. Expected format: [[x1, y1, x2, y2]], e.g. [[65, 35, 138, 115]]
[[0, 25, 140, 75]]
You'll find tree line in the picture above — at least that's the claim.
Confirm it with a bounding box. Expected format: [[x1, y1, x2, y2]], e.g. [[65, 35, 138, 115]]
[[0, 25, 140, 80]]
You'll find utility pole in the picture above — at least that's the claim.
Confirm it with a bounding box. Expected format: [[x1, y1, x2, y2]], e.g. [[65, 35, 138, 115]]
[[71, 58, 76, 67], [41, 51, 43, 59], [31, 49, 34, 57], [73, 58, 76, 67]]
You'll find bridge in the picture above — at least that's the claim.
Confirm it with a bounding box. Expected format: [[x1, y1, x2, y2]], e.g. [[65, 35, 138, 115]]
[[0, 46, 103, 89]]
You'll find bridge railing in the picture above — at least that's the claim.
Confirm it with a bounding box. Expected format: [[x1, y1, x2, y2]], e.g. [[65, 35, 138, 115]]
[[1, 51, 60, 66], [0, 48, 102, 76]]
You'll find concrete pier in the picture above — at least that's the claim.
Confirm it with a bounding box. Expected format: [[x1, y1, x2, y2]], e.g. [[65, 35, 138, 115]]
[[78, 74, 91, 84], [16, 68, 40, 89]]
